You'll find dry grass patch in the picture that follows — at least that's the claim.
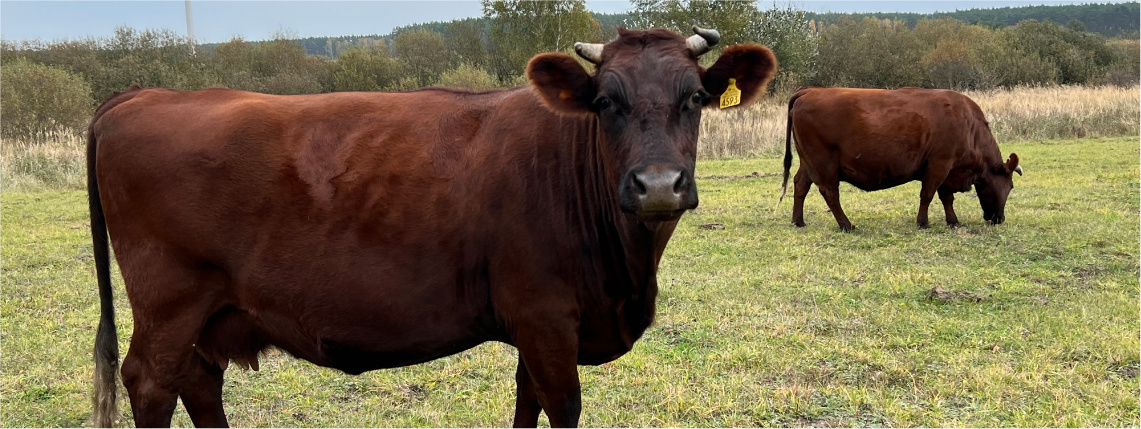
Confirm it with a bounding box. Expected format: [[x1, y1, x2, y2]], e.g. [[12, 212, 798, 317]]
[[965, 85, 1141, 141], [1, 129, 86, 192]]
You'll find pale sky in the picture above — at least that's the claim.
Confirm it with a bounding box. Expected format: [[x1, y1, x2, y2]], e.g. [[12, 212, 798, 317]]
[[0, 1, 1120, 44]]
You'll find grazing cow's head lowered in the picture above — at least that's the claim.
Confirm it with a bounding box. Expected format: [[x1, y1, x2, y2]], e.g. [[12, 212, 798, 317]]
[[977, 153, 1022, 224], [527, 27, 777, 222]]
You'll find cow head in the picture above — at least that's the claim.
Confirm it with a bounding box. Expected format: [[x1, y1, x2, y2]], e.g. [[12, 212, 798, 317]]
[[976, 153, 1022, 224], [526, 27, 777, 222]]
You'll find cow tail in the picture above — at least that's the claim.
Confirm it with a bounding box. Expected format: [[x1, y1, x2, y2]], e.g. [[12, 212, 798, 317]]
[[89, 92, 126, 428], [777, 88, 807, 209]]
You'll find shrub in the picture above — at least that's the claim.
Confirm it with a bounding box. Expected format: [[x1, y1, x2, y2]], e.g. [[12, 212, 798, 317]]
[[814, 18, 925, 88], [210, 37, 332, 95], [333, 46, 405, 92], [385, 76, 422, 92], [435, 63, 499, 90], [1103, 38, 1139, 88], [0, 59, 94, 140]]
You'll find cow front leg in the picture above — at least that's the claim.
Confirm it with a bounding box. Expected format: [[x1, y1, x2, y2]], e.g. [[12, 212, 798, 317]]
[[513, 322, 581, 427], [938, 187, 960, 227], [917, 167, 951, 229], [512, 357, 542, 427]]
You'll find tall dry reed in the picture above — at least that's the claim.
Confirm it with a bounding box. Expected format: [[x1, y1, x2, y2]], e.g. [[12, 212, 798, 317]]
[[1, 128, 86, 192]]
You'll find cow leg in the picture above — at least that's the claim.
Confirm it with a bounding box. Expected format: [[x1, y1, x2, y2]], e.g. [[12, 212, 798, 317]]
[[790, 167, 812, 227], [179, 354, 229, 427], [117, 249, 226, 428], [814, 173, 853, 231], [512, 357, 542, 427], [120, 344, 180, 428], [938, 187, 960, 227], [916, 167, 952, 229], [513, 324, 581, 427]]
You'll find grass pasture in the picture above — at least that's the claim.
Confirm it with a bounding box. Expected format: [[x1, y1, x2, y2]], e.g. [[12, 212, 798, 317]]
[[2, 136, 1138, 427]]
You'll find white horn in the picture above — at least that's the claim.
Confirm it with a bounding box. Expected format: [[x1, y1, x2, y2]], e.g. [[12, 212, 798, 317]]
[[687, 25, 720, 56], [574, 42, 604, 64], [1014, 165, 1023, 176]]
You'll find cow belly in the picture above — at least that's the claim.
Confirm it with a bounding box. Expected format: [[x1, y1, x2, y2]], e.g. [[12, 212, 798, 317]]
[[839, 162, 917, 192], [247, 300, 496, 375], [839, 170, 911, 191], [220, 247, 501, 374], [316, 335, 488, 375]]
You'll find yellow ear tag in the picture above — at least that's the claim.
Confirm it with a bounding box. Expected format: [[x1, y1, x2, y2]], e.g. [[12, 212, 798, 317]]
[[719, 78, 742, 109]]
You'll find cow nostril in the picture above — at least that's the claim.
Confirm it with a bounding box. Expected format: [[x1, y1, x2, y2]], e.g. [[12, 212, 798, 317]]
[[631, 175, 648, 195], [673, 172, 688, 193]]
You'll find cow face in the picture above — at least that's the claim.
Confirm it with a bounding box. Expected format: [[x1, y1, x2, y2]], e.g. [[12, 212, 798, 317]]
[[527, 27, 777, 222], [976, 153, 1022, 224]]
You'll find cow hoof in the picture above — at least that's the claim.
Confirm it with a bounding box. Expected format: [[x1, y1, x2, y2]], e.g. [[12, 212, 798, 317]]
[[839, 224, 855, 232], [793, 221, 806, 228], [918, 224, 931, 229], [948, 222, 962, 229]]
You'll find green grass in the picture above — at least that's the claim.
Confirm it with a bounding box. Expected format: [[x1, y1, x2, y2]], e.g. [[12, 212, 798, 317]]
[[2, 137, 1138, 427]]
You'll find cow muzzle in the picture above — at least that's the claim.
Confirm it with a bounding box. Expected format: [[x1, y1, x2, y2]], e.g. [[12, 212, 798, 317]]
[[619, 165, 699, 221], [984, 211, 1005, 225]]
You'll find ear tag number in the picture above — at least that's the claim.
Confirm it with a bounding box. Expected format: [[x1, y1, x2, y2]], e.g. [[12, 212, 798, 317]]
[[719, 78, 742, 109]]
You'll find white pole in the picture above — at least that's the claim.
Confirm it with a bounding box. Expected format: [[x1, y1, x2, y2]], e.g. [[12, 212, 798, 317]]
[[185, 0, 196, 53]]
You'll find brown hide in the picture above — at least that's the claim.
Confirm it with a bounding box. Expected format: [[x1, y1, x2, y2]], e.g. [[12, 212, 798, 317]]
[[779, 87, 1021, 231], [87, 28, 777, 428]]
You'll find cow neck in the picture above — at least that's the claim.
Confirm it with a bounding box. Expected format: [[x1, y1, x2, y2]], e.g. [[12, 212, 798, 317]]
[[570, 114, 663, 309]]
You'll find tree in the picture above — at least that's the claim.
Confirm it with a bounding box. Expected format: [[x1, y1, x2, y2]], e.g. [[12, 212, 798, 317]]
[[745, 4, 818, 90], [1003, 19, 1118, 85], [914, 18, 1006, 89], [630, 0, 757, 47], [393, 29, 449, 87], [209, 35, 332, 95], [483, 0, 598, 81], [444, 18, 489, 70], [814, 17, 925, 88]]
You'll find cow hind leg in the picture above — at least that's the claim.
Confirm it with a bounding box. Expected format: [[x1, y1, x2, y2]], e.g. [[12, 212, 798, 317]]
[[181, 306, 270, 427], [813, 171, 853, 231], [117, 251, 230, 427], [122, 318, 216, 428], [790, 167, 812, 227], [179, 354, 228, 428]]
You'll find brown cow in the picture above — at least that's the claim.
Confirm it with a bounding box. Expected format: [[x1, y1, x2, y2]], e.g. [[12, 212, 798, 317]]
[[778, 87, 1022, 231], [88, 27, 777, 427]]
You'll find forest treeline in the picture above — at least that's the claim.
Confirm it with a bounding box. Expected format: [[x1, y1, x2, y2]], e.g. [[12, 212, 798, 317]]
[[2, 0, 1138, 140], [808, 2, 1140, 38]]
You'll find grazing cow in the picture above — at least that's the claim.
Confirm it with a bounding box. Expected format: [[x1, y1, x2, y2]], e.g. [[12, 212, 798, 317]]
[[88, 27, 777, 428], [778, 87, 1022, 231]]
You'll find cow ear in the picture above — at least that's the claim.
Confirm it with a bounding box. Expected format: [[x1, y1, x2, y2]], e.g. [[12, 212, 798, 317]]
[[702, 44, 777, 110], [527, 53, 596, 116], [1005, 153, 1022, 176]]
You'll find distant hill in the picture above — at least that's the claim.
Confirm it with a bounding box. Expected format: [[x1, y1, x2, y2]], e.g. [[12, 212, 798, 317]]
[[808, 2, 1139, 38]]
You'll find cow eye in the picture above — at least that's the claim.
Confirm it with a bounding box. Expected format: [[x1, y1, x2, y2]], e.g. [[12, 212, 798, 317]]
[[594, 96, 612, 111], [684, 90, 709, 111]]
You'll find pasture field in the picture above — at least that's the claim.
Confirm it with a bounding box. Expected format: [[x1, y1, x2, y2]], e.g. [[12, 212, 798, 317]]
[[1, 136, 1137, 427]]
